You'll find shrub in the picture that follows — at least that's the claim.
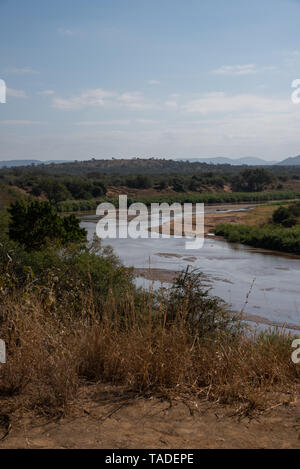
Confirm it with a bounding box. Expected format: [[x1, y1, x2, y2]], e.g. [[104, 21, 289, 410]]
[[8, 200, 87, 251], [216, 222, 300, 254], [272, 203, 300, 227], [166, 268, 241, 339]]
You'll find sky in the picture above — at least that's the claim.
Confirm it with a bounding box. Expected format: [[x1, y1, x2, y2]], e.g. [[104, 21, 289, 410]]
[[0, 0, 300, 162]]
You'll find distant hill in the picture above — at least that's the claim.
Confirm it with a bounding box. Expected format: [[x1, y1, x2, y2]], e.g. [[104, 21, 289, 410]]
[[1, 158, 250, 175], [277, 155, 300, 166], [1, 155, 300, 171], [0, 159, 71, 168], [0, 160, 41, 168], [179, 157, 278, 165]]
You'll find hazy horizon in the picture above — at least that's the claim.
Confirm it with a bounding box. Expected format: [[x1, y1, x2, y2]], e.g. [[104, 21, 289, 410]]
[[0, 154, 292, 164]]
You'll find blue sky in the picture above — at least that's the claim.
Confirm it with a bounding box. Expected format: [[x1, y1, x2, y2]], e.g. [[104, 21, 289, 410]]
[[0, 0, 300, 161]]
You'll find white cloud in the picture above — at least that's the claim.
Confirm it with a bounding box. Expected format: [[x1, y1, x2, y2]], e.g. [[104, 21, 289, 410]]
[[6, 88, 27, 98], [9, 84, 298, 161], [165, 100, 178, 109], [135, 119, 158, 124], [147, 79, 160, 85], [52, 88, 115, 110], [214, 64, 257, 76], [75, 120, 131, 126], [37, 90, 55, 96], [53, 89, 159, 110], [75, 119, 158, 126], [213, 64, 278, 76], [2, 106, 300, 160], [58, 28, 74, 36], [183, 92, 291, 114], [117, 91, 158, 110]]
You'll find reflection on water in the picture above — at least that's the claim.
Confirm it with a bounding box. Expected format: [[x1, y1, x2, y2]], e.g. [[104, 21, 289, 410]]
[[81, 214, 300, 328]]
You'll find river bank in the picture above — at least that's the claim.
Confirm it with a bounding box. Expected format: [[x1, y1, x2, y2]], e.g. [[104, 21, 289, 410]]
[[150, 203, 252, 237], [81, 202, 300, 331]]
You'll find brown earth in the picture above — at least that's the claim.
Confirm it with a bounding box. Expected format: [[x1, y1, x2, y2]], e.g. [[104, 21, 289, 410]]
[[151, 208, 250, 238], [204, 210, 249, 235], [150, 203, 291, 238], [106, 185, 234, 198], [0, 384, 299, 449]]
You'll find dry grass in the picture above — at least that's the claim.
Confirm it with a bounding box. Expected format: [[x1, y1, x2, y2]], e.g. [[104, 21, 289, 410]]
[[244, 204, 281, 226], [0, 288, 299, 418]]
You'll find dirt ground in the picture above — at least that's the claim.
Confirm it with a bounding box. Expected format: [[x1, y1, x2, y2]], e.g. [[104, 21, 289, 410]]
[[150, 206, 251, 238], [0, 384, 299, 449]]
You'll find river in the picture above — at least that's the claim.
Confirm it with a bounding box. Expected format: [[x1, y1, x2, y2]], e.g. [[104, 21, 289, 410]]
[[80, 204, 300, 331]]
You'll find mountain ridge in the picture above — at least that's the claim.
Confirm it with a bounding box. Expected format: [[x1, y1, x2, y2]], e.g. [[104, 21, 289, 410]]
[[0, 159, 70, 168], [277, 155, 300, 166], [1, 155, 300, 168], [177, 156, 278, 165]]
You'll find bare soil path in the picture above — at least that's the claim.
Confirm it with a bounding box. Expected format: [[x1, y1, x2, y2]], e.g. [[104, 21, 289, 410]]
[[1, 385, 299, 449]]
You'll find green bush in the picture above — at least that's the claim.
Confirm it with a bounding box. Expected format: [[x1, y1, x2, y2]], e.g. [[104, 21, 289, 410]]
[[166, 268, 241, 339], [272, 203, 300, 227], [228, 230, 241, 243], [0, 234, 134, 317], [8, 200, 87, 251], [216, 222, 300, 254]]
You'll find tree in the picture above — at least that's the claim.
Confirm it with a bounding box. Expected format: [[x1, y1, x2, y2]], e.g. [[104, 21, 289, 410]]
[[231, 168, 274, 192], [40, 178, 72, 204], [172, 177, 186, 192], [8, 200, 87, 251], [166, 268, 239, 338], [126, 174, 152, 189], [155, 180, 167, 191], [272, 204, 299, 227]]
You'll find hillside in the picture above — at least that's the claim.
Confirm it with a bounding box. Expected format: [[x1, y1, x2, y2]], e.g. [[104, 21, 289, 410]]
[[179, 156, 278, 165], [0, 184, 28, 209], [2, 157, 298, 176], [1, 155, 300, 170], [278, 155, 300, 166], [0, 160, 71, 168]]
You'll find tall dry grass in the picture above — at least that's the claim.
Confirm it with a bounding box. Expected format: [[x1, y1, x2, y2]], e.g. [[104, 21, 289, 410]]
[[0, 285, 299, 417]]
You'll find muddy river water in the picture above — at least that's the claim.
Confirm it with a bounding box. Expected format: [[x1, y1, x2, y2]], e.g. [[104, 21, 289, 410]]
[[80, 204, 300, 330]]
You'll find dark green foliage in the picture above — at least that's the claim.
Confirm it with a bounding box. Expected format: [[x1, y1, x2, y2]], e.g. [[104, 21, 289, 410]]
[[8, 200, 87, 250], [0, 234, 134, 318], [39, 179, 72, 203], [172, 177, 186, 192], [1, 159, 300, 215], [2, 157, 300, 177], [215, 222, 300, 254], [154, 180, 167, 191], [272, 203, 300, 227], [6, 174, 107, 203], [56, 190, 300, 213], [232, 168, 274, 192], [125, 174, 153, 189]]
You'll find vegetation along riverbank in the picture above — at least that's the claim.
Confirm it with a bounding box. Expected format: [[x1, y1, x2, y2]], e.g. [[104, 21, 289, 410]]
[[0, 201, 299, 428], [216, 202, 300, 255]]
